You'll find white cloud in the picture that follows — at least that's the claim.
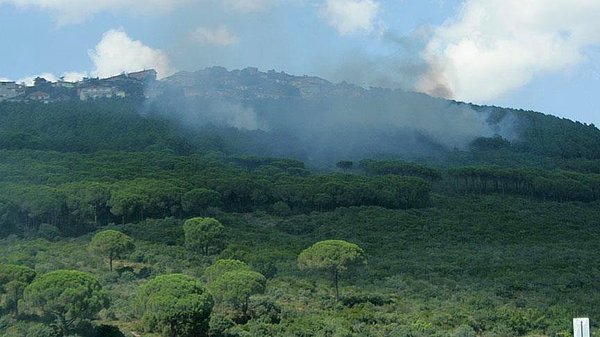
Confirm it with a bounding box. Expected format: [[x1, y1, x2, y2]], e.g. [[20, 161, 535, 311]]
[[193, 26, 239, 46], [0, 0, 186, 25], [17, 72, 58, 86], [5, 71, 86, 85], [61, 71, 88, 82], [89, 29, 174, 79], [320, 0, 379, 35], [4, 30, 173, 84], [419, 0, 600, 102]]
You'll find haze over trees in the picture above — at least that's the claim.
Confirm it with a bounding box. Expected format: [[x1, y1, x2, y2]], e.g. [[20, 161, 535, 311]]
[[336, 160, 353, 172]]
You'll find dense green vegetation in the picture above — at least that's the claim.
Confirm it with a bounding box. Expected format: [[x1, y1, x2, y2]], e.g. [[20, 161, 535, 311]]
[[0, 149, 432, 237], [89, 231, 135, 271], [298, 240, 366, 301], [134, 274, 213, 336], [0, 100, 600, 336], [23, 270, 109, 335]]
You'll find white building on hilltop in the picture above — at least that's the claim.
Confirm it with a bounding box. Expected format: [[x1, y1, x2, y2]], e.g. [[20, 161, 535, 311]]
[[78, 86, 126, 101], [0, 82, 25, 101]]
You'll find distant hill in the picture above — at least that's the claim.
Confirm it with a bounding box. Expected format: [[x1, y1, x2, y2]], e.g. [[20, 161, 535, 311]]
[[1, 66, 600, 167], [157, 66, 364, 100], [147, 67, 600, 165]]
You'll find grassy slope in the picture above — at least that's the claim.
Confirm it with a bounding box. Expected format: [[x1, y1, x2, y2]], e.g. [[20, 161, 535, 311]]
[[2, 194, 599, 336]]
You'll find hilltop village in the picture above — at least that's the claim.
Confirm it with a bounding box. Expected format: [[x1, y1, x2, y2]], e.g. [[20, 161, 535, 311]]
[[0, 69, 157, 103], [0, 66, 373, 106]]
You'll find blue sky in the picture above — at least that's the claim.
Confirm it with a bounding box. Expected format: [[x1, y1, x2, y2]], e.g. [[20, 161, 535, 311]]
[[0, 0, 598, 126]]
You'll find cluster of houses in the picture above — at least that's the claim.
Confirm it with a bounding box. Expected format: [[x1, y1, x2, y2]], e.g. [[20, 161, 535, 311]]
[[0, 69, 157, 104], [163, 66, 366, 101]]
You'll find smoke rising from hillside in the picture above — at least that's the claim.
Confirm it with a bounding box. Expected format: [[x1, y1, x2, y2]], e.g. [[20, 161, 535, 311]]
[[145, 68, 510, 164], [320, 29, 454, 99], [163, 98, 263, 131]]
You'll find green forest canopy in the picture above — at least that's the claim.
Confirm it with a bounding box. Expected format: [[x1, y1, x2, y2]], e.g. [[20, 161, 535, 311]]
[[0, 99, 600, 336]]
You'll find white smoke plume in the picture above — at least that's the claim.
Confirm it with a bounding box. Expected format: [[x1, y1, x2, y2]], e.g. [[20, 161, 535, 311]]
[[419, 0, 600, 102]]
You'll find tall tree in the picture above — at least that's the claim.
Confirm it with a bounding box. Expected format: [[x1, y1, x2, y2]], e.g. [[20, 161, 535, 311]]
[[181, 188, 222, 216], [298, 240, 365, 301], [210, 270, 266, 320], [0, 264, 36, 317], [63, 181, 110, 226], [24, 270, 109, 336], [203, 259, 251, 283], [89, 230, 135, 271], [134, 274, 213, 337], [183, 217, 225, 256]]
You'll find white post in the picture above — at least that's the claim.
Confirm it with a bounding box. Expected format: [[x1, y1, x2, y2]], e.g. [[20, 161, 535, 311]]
[[574, 318, 590, 337]]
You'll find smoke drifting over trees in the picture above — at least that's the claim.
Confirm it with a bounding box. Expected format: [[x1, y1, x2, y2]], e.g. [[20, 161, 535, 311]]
[[146, 66, 514, 164]]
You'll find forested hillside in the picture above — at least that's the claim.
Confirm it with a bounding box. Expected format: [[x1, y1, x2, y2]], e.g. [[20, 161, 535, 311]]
[[0, 97, 599, 337]]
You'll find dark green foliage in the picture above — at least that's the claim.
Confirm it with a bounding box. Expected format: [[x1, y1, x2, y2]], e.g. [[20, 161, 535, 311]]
[[107, 178, 184, 225], [448, 165, 600, 201], [23, 270, 109, 336], [62, 181, 110, 227], [0, 264, 36, 316], [183, 217, 226, 255], [181, 188, 222, 215], [0, 149, 432, 240], [511, 109, 600, 159], [248, 297, 281, 324], [209, 313, 236, 337], [134, 274, 213, 337], [360, 159, 442, 181], [0, 194, 599, 336], [10, 323, 58, 337], [210, 270, 267, 320], [228, 155, 305, 172], [36, 224, 60, 241], [122, 217, 184, 246], [0, 131, 42, 150], [471, 106, 600, 160], [0, 101, 197, 154], [341, 293, 390, 308], [274, 174, 431, 211], [88, 230, 135, 271], [271, 201, 291, 216], [470, 136, 512, 152], [94, 324, 125, 337], [336, 160, 353, 172], [298, 240, 366, 301], [553, 157, 600, 174], [2, 96, 600, 336], [204, 259, 251, 283]]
